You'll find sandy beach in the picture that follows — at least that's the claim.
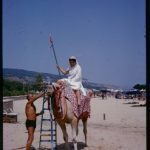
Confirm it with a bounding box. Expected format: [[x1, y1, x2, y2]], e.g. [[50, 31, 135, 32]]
[[3, 97, 146, 150]]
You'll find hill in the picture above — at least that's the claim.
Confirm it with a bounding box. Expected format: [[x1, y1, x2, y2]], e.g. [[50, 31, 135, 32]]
[[3, 68, 61, 83], [3, 68, 121, 90]]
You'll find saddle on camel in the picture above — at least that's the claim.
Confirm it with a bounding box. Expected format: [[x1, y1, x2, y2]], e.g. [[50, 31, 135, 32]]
[[49, 81, 93, 120]]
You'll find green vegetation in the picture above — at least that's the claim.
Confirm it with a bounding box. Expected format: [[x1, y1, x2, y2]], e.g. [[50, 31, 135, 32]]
[[3, 79, 28, 96], [3, 74, 44, 96], [33, 74, 43, 91], [133, 84, 146, 90]]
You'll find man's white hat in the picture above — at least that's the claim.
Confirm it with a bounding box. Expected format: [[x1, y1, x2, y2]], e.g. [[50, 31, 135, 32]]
[[69, 56, 76, 60]]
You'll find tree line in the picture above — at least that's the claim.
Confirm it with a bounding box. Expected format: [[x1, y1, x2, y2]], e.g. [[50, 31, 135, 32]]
[[3, 73, 146, 96], [3, 74, 44, 96], [133, 84, 146, 90]]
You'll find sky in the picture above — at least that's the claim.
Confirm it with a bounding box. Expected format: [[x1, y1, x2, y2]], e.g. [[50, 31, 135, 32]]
[[2, 0, 146, 89]]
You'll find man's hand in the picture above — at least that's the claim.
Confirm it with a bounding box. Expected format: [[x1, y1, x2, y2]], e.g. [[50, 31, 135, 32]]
[[42, 88, 47, 93], [57, 65, 60, 70], [57, 66, 69, 75], [36, 110, 44, 116]]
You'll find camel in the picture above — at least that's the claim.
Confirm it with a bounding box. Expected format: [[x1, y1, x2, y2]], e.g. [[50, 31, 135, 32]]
[[46, 82, 93, 150]]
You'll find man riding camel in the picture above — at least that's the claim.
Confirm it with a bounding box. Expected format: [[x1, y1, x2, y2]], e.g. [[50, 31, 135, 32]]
[[57, 56, 86, 107]]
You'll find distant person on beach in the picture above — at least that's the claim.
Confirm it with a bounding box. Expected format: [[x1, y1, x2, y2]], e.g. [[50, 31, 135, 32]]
[[25, 91, 45, 150], [57, 56, 86, 107]]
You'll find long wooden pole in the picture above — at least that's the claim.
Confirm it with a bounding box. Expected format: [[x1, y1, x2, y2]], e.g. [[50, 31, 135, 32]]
[[49, 35, 61, 78]]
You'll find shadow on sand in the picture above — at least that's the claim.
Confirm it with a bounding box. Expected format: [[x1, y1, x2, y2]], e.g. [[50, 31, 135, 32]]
[[131, 104, 146, 107], [123, 102, 139, 105], [33, 142, 86, 150]]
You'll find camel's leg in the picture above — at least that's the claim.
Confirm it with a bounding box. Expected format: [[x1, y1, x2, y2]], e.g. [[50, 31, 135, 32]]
[[57, 121, 70, 150], [76, 120, 79, 136], [82, 118, 88, 147], [71, 117, 78, 150]]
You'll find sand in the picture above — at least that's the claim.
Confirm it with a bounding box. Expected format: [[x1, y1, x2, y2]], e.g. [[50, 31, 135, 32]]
[[3, 97, 146, 150]]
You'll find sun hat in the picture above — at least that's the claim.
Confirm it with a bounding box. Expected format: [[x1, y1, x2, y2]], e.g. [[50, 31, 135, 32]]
[[69, 56, 77, 61]]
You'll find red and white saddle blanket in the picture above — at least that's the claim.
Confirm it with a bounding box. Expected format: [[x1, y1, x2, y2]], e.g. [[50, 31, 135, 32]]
[[64, 85, 92, 118]]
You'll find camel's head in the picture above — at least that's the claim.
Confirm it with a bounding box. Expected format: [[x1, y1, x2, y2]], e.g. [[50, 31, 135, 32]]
[[46, 84, 55, 96], [46, 82, 61, 96]]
